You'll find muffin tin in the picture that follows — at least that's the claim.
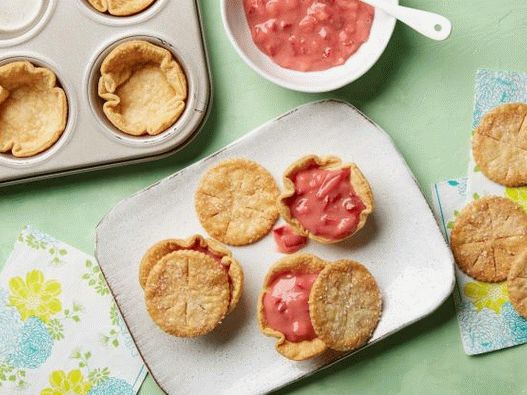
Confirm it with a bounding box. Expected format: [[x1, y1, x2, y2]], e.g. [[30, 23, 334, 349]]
[[0, 0, 211, 186]]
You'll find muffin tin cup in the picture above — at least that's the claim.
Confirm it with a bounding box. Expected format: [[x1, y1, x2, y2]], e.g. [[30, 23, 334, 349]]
[[0, 0, 211, 185], [0, 54, 78, 169], [0, 0, 56, 48], [86, 34, 197, 148], [76, 0, 168, 27]]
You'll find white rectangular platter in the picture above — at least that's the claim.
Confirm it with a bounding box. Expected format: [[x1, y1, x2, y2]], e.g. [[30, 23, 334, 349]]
[[95, 100, 455, 395]]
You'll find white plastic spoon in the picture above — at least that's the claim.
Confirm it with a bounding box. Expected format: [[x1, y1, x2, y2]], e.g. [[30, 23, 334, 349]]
[[361, 0, 452, 41]]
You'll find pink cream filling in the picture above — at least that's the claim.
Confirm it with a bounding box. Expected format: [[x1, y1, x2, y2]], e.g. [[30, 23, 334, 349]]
[[273, 224, 308, 254], [263, 271, 318, 342], [287, 166, 365, 241], [243, 0, 375, 72]]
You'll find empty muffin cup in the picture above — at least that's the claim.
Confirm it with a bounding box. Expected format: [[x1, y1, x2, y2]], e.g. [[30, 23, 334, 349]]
[[0, 0, 55, 47]]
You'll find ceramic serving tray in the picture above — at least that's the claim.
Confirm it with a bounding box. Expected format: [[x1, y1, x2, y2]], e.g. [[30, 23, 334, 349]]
[[95, 100, 455, 395], [0, 0, 211, 186]]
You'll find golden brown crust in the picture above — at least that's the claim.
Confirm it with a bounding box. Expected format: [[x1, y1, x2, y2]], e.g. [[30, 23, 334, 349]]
[[144, 250, 230, 337], [0, 61, 67, 158], [507, 252, 527, 319], [98, 40, 187, 136], [87, 0, 156, 16], [451, 196, 527, 282], [472, 103, 527, 187], [195, 158, 280, 246], [309, 260, 382, 352], [257, 253, 327, 361], [278, 155, 374, 244], [139, 235, 243, 314]]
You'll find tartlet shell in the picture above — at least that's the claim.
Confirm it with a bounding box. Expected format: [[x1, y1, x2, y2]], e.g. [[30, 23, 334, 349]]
[[0, 61, 68, 158], [98, 40, 187, 136], [257, 253, 327, 361], [278, 155, 374, 244]]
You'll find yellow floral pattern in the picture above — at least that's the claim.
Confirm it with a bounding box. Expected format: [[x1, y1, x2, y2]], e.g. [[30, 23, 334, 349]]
[[40, 369, 91, 395], [505, 187, 527, 212], [8, 270, 62, 322], [463, 281, 509, 314]]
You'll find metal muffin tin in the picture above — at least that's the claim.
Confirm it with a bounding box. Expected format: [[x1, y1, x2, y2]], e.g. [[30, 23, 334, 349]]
[[0, 0, 211, 186]]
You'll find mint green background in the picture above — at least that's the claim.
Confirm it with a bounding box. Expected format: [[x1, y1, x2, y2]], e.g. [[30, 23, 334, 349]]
[[1, 1, 526, 394]]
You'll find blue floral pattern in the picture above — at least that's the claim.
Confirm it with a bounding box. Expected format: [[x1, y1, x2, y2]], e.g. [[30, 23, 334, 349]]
[[456, 302, 513, 354], [472, 69, 527, 128], [8, 317, 53, 369], [501, 302, 527, 343], [88, 377, 134, 395], [0, 291, 22, 360]]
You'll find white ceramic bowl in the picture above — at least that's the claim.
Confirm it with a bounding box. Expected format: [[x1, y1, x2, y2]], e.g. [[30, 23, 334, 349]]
[[221, 0, 398, 92]]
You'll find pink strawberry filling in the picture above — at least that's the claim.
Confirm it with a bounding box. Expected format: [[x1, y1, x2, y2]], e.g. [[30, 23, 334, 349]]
[[287, 166, 365, 241], [263, 271, 318, 342], [273, 224, 307, 253]]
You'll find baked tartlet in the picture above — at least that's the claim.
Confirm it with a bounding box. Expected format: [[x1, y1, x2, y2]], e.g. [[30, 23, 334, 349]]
[[195, 158, 280, 246], [98, 40, 187, 136], [140, 235, 244, 336], [257, 253, 327, 361], [0, 61, 67, 157], [87, 0, 156, 16], [451, 196, 527, 282], [278, 155, 374, 244], [258, 253, 382, 360], [139, 234, 243, 314], [145, 250, 230, 337]]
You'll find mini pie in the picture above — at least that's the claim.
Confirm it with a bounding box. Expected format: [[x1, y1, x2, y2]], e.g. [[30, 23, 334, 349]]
[[257, 253, 327, 361], [0, 61, 67, 158], [145, 250, 230, 337], [258, 253, 382, 360], [472, 103, 527, 187], [195, 158, 280, 246], [98, 40, 187, 136], [139, 234, 243, 313], [508, 251, 527, 319], [278, 155, 374, 244], [451, 196, 527, 282], [87, 0, 156, 16]]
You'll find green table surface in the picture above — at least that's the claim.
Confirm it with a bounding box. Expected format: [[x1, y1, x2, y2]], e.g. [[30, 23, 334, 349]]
[[2, 1, 526, 394]]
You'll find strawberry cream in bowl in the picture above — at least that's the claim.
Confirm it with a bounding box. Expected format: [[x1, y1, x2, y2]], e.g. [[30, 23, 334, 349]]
[[221, 0, 397, 92]]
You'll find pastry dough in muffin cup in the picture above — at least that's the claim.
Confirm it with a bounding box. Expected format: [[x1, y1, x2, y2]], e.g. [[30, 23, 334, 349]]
[[98, 40, 187, 136], [87, 0, 156, 16], [0, 61, 67, 158]]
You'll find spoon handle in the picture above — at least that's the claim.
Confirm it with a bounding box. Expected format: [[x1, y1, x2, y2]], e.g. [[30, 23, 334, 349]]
[[363, 0, 452, 41]]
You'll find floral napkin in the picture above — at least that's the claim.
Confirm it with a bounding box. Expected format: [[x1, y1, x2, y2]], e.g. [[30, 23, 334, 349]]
[[0, 226, 146, 394], [432, 178, 527, 355], [430, 69, 527, 355]]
